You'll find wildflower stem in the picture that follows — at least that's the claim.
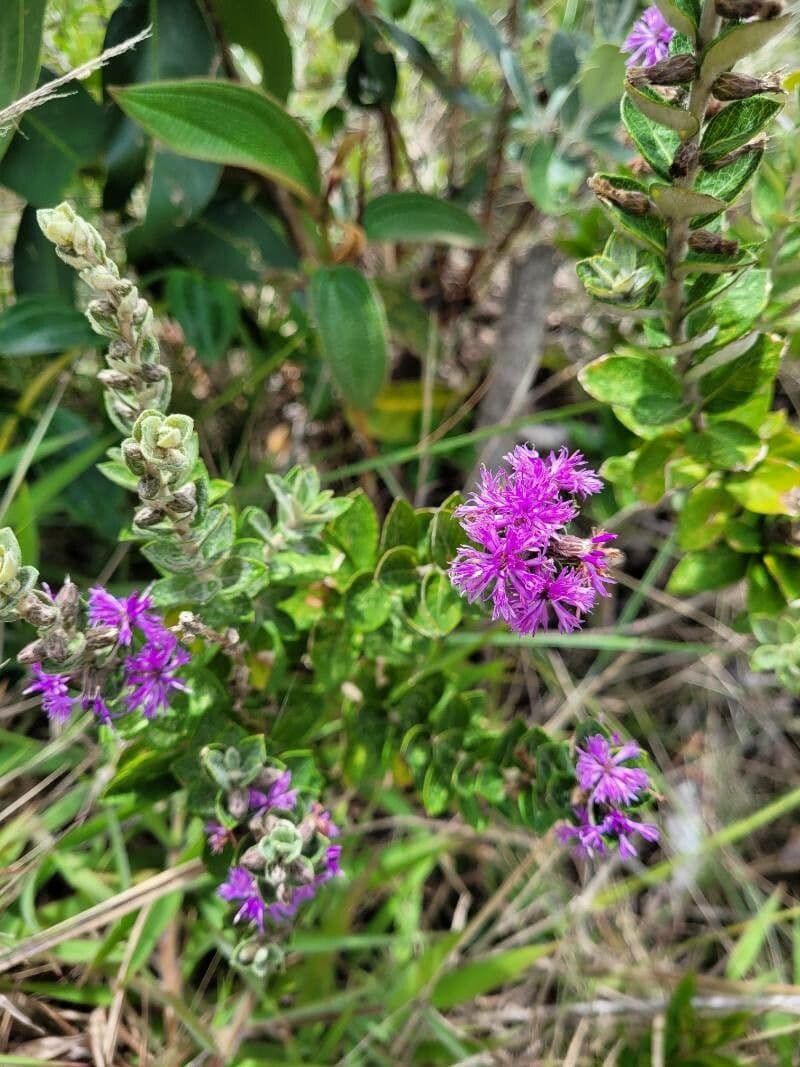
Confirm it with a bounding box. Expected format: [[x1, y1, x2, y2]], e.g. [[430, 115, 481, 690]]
[[663, 0, 721, 349]]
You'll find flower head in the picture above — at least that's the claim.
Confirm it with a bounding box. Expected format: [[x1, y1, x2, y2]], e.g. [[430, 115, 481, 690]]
[[448, 445, 613, 636], [87, 586, 160, 646], [555, 808, 608, 859], [576, 734, 651, 806], [249, 770, 298, 813], [24, 665, 74, 724], [122, 632, 189, 719], [205, 821, 233, 854], [623, 6, 675, 66], [82, 688, 113, 726], [603, 810, 660, 859]]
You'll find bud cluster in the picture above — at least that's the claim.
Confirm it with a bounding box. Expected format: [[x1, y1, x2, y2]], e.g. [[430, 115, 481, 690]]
[[201, 739, 342, 978], [0, 528, 40, 622]]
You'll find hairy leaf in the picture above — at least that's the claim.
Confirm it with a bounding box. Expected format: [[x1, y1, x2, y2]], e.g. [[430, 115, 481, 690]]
[[699, 96, 783, 166], [621, 92, 680, 179]]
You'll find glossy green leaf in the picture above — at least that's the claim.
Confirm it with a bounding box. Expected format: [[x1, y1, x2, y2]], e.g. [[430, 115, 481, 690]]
[[694, 144, 763, 219], [621, 92, 680, 180], [112, 79, 321, 203], [699, 96, 783, 165], [699, 15, 792, 88], [326, 489, 380, 571], [164, 270, 239, 364], [727, 459, 800, 516], [309, 266, 389, 410], [170, 196, 297, 282], [13, 204, 74, 300], [667, 545, 748, 595], [673, 246, 757, 276], [654, 0, 700, 36], [0, 297, 97, 357], [650, 183, 725, 221], [380, 498, 420, 552], [0, 71, 104, 206], [209, 0, 292, 100], [591, 173, 667, 254], [625, 82, 699, 138], [688, 269, 770, 348], [101, 0, 217, 210], [126, 150, 221, 258], [344, 571, 392, 632], [677, 486, 734, 550], [699, 333, 783, 418], [685, 421, 766, 472], [578, 352, 688, 427], [0, 0, 47, 161], [363, 192, 485, 247]]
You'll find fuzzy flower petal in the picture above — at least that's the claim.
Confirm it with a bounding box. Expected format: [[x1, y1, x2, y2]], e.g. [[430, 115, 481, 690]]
[[576, 734, 651, 806], [122, 632, 190, 719], [24, 664, 74, 724], [623, 6, 675, 66], [87, 586, 160, 646]]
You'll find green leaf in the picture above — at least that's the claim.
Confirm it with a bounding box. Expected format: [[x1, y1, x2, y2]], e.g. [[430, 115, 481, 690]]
[[677, 486, 735, 550], [699, 333, 783, 418], [546, 30, 580, 90], [694, 144, 763, 219], [431, 943, 555, 1010], [688, 268, 770, 348], [726, 887, 782, 981], [429, 492, 464, 569], [375, 546, 419, 600], [727, 459, 800, 516], [654, 0, 700, 36], [112, 79, 321, 204], [164, 270, 239, 364], [625, 82, 699, 139], [101, 0, 217, 210], [591, 173, 667, 254], [579, 44, 626, 113], [380, 498, 420, 552], [375, 281, 432, 357], [326, 489, 380, 571], [650, 183, 725, 221], [667, 545, 748, 595], [344, 571, 392, 632], [578, 352, 689, 427], [0, 296, 97, 357], [415, 570, 462, 636], [621, 92, 680, 180], [0, 0, 47, 162], [170, 196, 297, 282], [13, 204, 74, 300], [674, 246, 757, 277], [363, 192, 485, 248], [126, 150, 221, 258], [699, 96, 783, 166], [209, 0, 292, 100], [0, 70, 104, 206], [699, 15, 793, 88], [309, 266, 389, 410], [685, 421, 766, 472], [524, 139, 585, 217], [764, 554, 800, 603]]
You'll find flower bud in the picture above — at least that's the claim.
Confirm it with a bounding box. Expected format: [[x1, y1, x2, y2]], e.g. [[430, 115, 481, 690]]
[[715, 0, 784, 17], [97, 369, 133, 389], [711, 71, 783, 100], [139, 363, 169, 383], [228, 787, 250, 820], [55, 578, 80, 620], [703, 136, 766, 170], [588, 176, 652, 217], [36, 204, 77, 248], [688, 230, 740, 256], [627, 53, 698, 88], [670, 141, 699, 178], [240, 845, 267, 871], [134, 504, 166, 528], [42, 628, 71, 663], [16, 594, 59, 627], [84, 625, 119, 650], [121, 439, 147, 475], [167, 484, 197, 515], [17, 638, 48, 665], [137, 474, 162, 501]]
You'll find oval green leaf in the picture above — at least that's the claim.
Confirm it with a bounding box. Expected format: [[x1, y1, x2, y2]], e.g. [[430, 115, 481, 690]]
[[111, 79, 321, 204], [309, 266, 389, 410], [699, 15, 792, 88], [363, 192, 486, 248]]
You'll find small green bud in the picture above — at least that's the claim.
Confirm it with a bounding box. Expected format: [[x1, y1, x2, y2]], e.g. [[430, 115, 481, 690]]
[[258, 819, 304, 864], [0, 528, 22, 586]]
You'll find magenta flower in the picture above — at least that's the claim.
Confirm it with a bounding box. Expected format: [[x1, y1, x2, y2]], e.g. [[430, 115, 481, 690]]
[[87, 586, 160, 646], [82, 689, 113, 726], [218, 866, 256, 901], [576, 734, 651, 806], [555, 808, 609, 859], [249, 770, 298, 813], [24, 665, 74, 724], [603, 810, 660, 859], [449, 446, 613, 635], [321, 844, 343, 880], [311, 804, 340, 838], [122, 632, 190, 719], [205, 821, 232, 854], [623, 6, 675, 66]]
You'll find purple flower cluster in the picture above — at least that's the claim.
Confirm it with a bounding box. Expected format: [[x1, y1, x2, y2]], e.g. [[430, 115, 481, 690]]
[[448, 446, 618, 635], [212, 767, 342, 936], [557, 734, 659, 860], [24, 586, 189, 725], [623, 6, 675, 66]]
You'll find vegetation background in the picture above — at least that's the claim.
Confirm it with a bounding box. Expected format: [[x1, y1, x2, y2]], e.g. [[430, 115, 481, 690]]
[[0, 0, 799, 1062]]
